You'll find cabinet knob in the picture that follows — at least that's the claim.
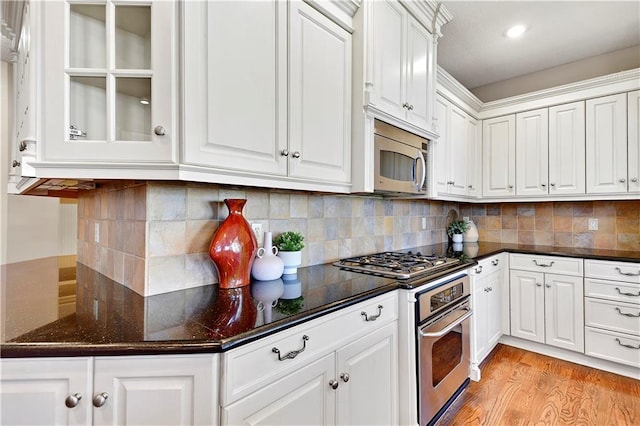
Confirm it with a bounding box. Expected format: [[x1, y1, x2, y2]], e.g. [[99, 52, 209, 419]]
[[292, 151, 301, 159], [65, 393, 82, 408], [545, 283, 551, 288], [541, 183, 546, 188], [474, 265, 483, 274], [632, 178, 638, 183], [536, 282, 542, 287], [619, 178, 626, 183], [329, 379, 339, 390], [487, 287, 493, 292], [408, 104, 414, 111], [550, 183, 556, 187], [18, 140, 27, 151], [153, 126, 166, 136], [340, 372, 350, 383], [484, 288, 490, 292], [92, 392, 109, 408], [11, 160, 20, 167], [468, 185, 473, 189], [280, 149, 289, 157], [491, 259, 499, 266], [402, 102, 410, 109], [508, 185, 514, 190]]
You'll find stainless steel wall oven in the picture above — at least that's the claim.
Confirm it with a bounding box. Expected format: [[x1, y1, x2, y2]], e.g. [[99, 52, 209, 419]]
[[416, 274, 472, 425]]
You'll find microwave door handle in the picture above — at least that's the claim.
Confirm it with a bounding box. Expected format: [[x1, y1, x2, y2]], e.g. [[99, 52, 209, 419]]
[[415, 149, 426, 190]]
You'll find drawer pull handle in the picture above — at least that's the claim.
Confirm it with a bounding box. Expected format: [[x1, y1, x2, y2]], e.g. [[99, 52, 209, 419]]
[[615, 307, 640, 318], [272, 335, 309, 361], [615, 287, 640, 297], [491, 259, 499, 266], [474, 265, 483, 274], [615, 338, 640, 350], [615, 267, 640, 277], [533, 260, 554, 267], [361, 305, 383, 322]]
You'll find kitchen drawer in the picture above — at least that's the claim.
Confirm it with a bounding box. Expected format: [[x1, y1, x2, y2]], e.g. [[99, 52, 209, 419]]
[[585, 297, 640, 336], [470, 254, 505, 277], [584, 259, 640, 284], [221, 291, 398, 405], [585, 278, 640, 305], [585, 326, 640, 368], [509, 253, 583, 276]]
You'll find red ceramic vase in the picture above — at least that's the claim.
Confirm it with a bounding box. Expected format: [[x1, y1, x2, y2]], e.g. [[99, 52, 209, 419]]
[[209, 199, 258, 289]]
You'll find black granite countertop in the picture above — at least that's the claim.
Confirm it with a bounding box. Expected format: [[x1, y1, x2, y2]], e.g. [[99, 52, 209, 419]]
[[2, 242, 638, 358]]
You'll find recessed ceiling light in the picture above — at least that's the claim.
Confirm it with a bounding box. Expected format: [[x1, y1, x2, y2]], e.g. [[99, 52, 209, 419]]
[[505, 24, 526, 38]]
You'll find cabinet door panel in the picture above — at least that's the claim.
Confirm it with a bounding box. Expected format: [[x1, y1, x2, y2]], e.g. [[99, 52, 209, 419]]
[[628, 90, 640, 193], [510, 270, 545, 343], [93, 355, 216, 426], [432, 95, 449, 194], [544, 274, 584, 353], [586, 93, 628, 193], [405, 15, 431, 129], [516, 108, 548, 196], [223, 354, 335, 426], [183, 0, 286, 175], [337, 323, 398, 426], [0, 358, 92, 426], [370, 0, 406, 116], [549, 101, 586, 195], [448, 104, 468, 195], [289, 2, 351, 183], [483, 115, 516, 197], [466, 116, 480, 197]]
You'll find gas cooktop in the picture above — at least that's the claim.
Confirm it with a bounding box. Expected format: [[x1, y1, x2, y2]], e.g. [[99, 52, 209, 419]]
[[333, 251, 462, 279]]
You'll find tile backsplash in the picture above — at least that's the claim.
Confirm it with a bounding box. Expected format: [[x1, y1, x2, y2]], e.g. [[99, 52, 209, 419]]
[[78, 181, 458, 296], [459, 200, 640, 250]]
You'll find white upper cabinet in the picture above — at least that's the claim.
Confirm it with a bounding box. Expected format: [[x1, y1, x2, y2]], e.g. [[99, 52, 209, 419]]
[[367, 0, 434, 133], [628, 90, 640, 193], [182, 0, 352, 192], [42, 0, 176, 163], [288, 1, 352, 184], [548, 101, 586, 195], [586, 93, 628, 193], [516, 108, 549, 197], [482, 115, 516, 197], [182, 0, 287, 177], [432, 94, 479, 199]]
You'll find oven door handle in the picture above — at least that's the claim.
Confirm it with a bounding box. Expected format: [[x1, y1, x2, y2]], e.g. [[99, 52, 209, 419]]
[[419, 308, 472, 338]]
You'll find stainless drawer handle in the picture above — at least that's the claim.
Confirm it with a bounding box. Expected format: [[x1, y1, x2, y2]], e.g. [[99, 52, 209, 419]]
[[361, 305, 383, 322], [272, 335, 309, 361], [615, 307, 640, 318], [533, 260, 554, 267], [615, 338, 640, 350], [615, 267, 640, 277], [615, 287, 640, 297]]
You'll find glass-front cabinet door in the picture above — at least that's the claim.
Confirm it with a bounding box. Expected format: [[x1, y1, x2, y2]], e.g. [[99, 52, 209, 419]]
[[42, 0, 175, 163]]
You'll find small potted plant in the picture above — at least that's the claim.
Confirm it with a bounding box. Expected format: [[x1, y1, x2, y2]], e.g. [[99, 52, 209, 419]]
[[447, 220, 470, 243], [273, 231, 305, 274]]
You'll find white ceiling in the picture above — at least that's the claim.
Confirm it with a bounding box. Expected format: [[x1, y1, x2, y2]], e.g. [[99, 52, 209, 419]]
[[437, 1, 640, 91]]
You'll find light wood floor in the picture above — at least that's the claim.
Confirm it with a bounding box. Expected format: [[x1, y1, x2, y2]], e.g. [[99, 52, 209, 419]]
[[437, 344, 640, 426]]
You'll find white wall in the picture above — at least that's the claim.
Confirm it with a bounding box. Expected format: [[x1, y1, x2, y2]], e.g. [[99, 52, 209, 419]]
[[472, 45, 640, 102]]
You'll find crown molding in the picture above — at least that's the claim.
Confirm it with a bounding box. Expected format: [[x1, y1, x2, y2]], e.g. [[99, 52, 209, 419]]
[[401, 0, 452, 38], [436, 66, 483, 115], [479, 68, 640, 118]]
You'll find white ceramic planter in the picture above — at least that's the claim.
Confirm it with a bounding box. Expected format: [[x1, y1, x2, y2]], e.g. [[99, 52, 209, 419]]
[[452, 233, 463, 243], [278, 250, 302, 275]]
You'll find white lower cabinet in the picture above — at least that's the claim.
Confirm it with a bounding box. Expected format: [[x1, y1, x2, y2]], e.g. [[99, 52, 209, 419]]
[[0, 355, 218, 426], [584, 259, 640, 368], [220, 292, 399, 426], [469, 254, 508, 379], [509, 254, 584, 353]]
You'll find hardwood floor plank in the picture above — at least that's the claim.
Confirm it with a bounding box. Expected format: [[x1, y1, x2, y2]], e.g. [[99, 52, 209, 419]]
[[436, 344, 640, 426]]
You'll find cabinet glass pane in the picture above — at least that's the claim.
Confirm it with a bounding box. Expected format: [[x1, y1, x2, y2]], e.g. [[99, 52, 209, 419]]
[[116, 78, 151, 141], [115, 5, 151, 69], [70, 77, 106, 140], [69, 4, 106, 68]]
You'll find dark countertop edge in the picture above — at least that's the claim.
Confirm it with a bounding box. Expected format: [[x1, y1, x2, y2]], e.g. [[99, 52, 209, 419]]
[[473, 243, 640, 263], [2, 244, 637, 358]]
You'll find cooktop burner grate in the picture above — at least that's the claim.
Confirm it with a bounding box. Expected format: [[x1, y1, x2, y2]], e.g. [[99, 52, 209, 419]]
[[333, 251, 461, 279]]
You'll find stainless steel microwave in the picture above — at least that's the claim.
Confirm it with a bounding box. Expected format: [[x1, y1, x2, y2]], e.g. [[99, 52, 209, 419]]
[[374, 119, 428, 195]]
